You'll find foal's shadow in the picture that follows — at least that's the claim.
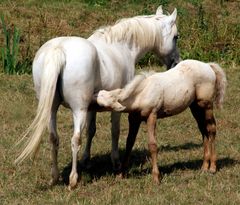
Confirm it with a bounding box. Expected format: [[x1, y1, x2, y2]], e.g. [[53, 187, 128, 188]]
[[60, 142, 239, 185]]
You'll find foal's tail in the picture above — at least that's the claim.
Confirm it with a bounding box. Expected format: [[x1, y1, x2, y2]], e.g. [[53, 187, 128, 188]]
[[15, 47, 66, 164], [118, 74, 147, 101], [208, 63, 227, 109]]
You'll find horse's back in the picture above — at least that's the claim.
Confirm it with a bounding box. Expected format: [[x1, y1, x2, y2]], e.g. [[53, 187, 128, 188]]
[[32, 36, 99, 108]]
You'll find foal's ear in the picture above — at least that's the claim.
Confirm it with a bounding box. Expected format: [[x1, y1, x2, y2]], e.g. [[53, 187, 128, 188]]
[[156, 5, 163, 15], [169, 8, 177, 26]]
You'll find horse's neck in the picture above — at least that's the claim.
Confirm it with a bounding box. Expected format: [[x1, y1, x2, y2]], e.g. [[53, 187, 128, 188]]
[[88, 40, 135, 89]]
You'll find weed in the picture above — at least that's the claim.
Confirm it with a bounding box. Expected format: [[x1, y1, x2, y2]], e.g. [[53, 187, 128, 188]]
[[0, 16, 31, 74]]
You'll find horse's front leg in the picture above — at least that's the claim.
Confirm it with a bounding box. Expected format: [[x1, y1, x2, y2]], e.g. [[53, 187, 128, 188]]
[[120, 112, 142, 178], [81, 111, 97, 168], [111, 111, 122, 172], [147, 112, 160, 184], [69, 109, 87, 190]]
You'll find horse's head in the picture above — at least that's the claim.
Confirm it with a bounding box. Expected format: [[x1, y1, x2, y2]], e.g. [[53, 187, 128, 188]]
[[153, 6, 180, 69]]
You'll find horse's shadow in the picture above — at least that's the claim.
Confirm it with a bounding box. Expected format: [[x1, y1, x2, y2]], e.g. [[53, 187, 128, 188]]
[[60, 142, 239, 185]]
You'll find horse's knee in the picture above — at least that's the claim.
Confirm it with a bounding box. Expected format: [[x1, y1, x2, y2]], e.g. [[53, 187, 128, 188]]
[[71, 133, 81, 152]]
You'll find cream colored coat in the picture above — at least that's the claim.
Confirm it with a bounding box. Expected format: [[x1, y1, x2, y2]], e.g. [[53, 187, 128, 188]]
[[96, 59, 226, 117]]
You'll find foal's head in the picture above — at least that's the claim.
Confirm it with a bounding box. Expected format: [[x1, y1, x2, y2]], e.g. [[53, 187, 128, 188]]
[[153, 6, 180, 69]]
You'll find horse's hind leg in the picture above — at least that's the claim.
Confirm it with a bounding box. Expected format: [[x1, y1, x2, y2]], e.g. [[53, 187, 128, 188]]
[[120, 112, 141, 177], [49, 95, 61, 186], [81, 111, 97, 168], [69, 109, 87, 190], [190, 101, 217, 173]]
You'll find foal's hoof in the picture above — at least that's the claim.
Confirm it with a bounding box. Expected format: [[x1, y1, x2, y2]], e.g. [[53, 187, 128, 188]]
[[152, 174, 161, 185], [209, 166, 217, 174], [201, 165, 209, 172]]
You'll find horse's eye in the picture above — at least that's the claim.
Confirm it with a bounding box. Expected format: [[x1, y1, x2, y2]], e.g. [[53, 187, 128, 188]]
[[174, 35, 179, 40]]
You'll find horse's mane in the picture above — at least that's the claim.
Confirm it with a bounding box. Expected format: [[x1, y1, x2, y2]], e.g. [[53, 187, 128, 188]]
[[89, 15, 163, 48]]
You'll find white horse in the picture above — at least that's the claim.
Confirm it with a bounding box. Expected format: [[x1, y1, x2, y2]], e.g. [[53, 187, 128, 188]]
[[15, 6, 180, 189], [95, 59, 227, 183]]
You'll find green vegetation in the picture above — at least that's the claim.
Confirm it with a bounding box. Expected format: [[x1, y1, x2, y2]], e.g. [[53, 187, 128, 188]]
[[0, 16, 31, 74], [0, 0, 239, 204]]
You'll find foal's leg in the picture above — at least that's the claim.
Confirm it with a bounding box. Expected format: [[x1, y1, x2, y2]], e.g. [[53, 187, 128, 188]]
[[111, 111, 122, 171], [120, 112, 141, 177], [147, 112, 160, 184], [190, 101, 217, 173], [81, 111, 97, 167], [69, 109, 87, 190], [204, 104, 217, 173]]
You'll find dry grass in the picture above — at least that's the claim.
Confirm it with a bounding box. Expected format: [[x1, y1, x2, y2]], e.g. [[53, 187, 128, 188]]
[[0, 0, 240, 204], [1, 65, 240, 204]]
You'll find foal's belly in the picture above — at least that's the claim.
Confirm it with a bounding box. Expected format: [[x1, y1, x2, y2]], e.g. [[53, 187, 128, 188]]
[[157, 88, 195, 118]]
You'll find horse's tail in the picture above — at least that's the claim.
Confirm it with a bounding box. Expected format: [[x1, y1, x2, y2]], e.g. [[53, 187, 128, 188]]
[[15, 47, 66, 165], [208, 62, 227, 109]]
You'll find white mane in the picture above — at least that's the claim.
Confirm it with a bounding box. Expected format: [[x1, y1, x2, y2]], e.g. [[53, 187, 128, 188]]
[[89, 16, 164, 48]]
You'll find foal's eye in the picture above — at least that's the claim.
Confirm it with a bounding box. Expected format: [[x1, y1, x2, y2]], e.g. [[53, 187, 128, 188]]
[[174, 35, 179, 40]]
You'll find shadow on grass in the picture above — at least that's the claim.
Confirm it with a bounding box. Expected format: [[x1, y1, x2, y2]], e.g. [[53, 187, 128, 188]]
[[159, 142, 202, 152], [60, 142, 239, 185]]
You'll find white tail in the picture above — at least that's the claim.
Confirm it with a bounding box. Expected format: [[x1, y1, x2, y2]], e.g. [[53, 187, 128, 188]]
[[15, 47, 66, 164], [208, 63, 227, 109]]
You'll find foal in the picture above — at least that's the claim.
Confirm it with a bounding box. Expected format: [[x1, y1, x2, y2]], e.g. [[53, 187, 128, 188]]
[[95, 59, 227, 183]]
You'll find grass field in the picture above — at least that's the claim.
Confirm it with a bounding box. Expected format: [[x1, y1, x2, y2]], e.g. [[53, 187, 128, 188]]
[[1, 0, 240, 204]]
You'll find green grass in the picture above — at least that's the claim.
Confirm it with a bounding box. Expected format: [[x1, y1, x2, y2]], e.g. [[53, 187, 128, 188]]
[[0, 0, 240, 204]]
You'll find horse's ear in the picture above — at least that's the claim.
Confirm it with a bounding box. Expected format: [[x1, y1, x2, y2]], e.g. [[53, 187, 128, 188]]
[[156, 5, 163, 15], [169, 8, 177, 26]]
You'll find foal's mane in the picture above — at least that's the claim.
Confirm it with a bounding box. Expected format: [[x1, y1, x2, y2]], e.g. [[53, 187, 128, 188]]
[[90, 15, 163, 48]]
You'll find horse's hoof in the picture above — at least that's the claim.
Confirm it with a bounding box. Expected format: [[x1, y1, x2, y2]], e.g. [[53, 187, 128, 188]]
[[112, 161, 122, 174], [80, 157, 92, 170], [69, 172, 78, 190], [49, 178, 59, 187]]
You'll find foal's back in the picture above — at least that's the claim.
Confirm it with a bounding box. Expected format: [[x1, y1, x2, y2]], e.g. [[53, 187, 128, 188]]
[[123, 60, 217, 116]]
